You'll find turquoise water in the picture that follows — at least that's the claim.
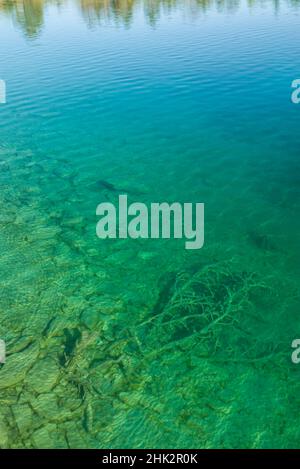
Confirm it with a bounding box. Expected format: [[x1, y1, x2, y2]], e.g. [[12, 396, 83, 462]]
[[0, 0, 300, 449]]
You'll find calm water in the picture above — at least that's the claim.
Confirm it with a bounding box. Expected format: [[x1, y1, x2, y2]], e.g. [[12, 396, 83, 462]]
[[0, 0, 300, 449]]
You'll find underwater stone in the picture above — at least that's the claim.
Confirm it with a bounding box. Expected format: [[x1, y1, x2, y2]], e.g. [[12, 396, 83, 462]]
[[32, 424, 58, 449], [0, 345, 39, 390], [0, 416, 9, 448], [80, 307, 102, 329], [31, 393, 60, 419], [64, 421, 87, 448], [26, 357, 60, 393], [12, 403, 34, 434]]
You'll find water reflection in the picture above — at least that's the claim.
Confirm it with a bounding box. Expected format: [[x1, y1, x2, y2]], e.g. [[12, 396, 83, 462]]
[[0, 0, 299, 37], [0, 0, 43, 37]]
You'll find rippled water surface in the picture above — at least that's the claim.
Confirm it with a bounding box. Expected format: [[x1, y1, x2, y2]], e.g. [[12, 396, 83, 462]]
[[0, 0, 300, 449]]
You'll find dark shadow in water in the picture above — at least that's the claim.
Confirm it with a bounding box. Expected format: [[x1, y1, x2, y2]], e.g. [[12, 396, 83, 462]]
[[1, 0, 300, 38]]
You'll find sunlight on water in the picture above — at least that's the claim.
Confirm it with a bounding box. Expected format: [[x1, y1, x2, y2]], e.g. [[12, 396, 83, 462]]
[[0, 0, 300, 449]]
